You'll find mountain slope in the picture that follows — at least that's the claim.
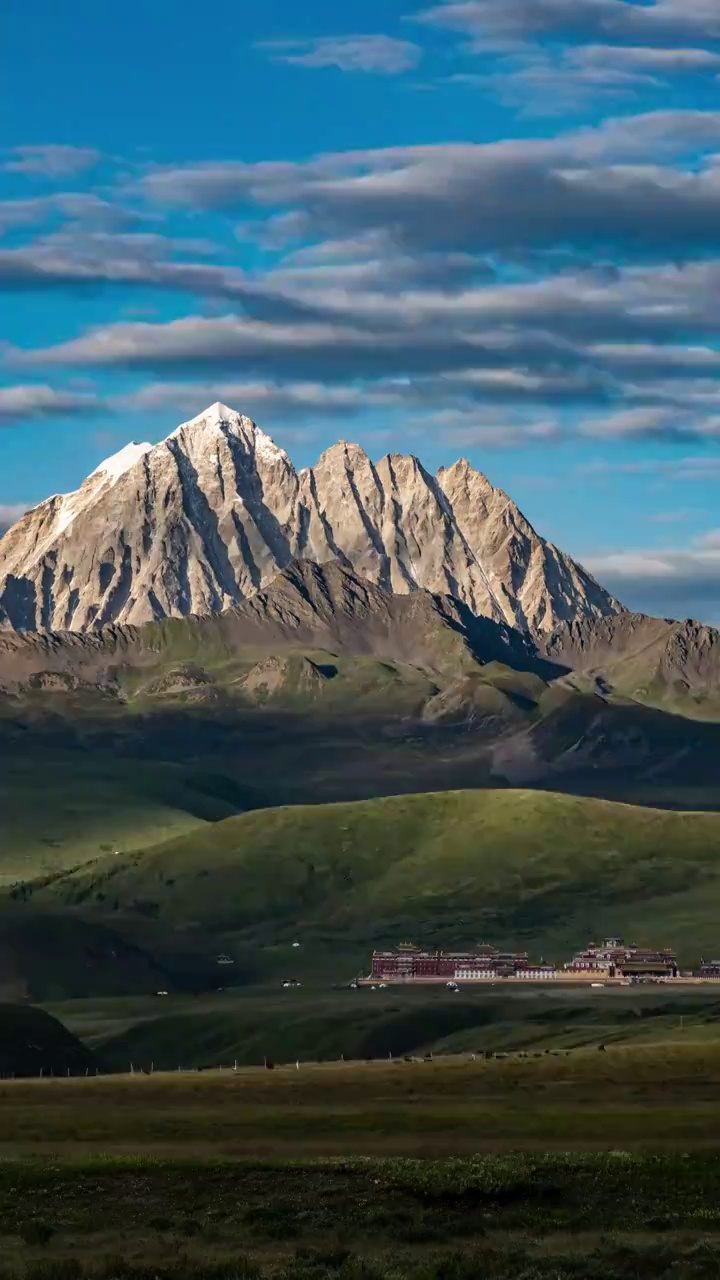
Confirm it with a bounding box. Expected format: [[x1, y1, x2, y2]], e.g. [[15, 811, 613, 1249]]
[[0, 1003, 96, 1075], [0, 402, 621, 634], [0, 755, 244, 886], [2, 560, 720, 807], [30, 788, 720, 964], [542, 613, 720, 717], [0, 912, 171, 1001], [0, 559, 555, 692]]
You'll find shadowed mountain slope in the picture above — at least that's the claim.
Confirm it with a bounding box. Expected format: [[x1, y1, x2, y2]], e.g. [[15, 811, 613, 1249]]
[[0, 558, 559, 692], [0, 1003, 96, 1076]]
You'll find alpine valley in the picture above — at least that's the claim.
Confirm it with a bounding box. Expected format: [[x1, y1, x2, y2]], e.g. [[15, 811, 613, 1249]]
[[2, 402, 720, 1000]]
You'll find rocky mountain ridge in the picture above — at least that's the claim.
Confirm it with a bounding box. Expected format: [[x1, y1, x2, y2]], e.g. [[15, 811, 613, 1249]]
[[0, 559, 552, 693], [541, 611, 720, 713], [0, 402, 621, 635], [3, 558, 720, 806]]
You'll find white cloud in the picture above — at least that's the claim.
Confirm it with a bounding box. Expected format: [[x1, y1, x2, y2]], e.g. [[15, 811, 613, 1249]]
[[695, 529, 720, 548], [3, 145, 100, 178], [5, 313, 583, 381], [112, 379, 397, 419], [414, 0, 720, 47], [410, 407, 559, 447], [137, 112, 720, 206], [0, 192, 150, 235], [447, 45, 720, 116], [6, 117, 720, 445], [135, 114, 720, 264], [0, 377, 410, 430], [0, 503, 30, 533], [584, 533, 720, 620], [0, 384, 100, 419], [258, 34, 422, 74], [576, 44, 720, 71], [579, 405, 720, 440], [415, 4, 720, 112]]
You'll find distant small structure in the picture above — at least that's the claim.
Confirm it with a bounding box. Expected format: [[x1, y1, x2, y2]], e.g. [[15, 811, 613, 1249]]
[[696, 960, 720, 980]]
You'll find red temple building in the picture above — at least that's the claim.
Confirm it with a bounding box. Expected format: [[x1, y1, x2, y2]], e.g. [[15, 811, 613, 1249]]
[[564, 937, 677, 979], [370, 943, 555, 982]]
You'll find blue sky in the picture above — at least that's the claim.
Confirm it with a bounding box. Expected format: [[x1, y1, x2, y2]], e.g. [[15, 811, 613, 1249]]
[[3, 0, 720, 620]]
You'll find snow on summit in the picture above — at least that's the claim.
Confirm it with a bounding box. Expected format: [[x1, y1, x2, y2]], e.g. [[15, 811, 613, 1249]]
[[92, 441, 153, 485], [0, 402, 621, 633], [170, 402, 290, 464]]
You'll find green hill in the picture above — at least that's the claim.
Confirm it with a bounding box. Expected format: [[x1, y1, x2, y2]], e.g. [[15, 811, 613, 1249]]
[[28, 787, 720, 966], [0, 911, 178, 1000], [0, 755, 248, 885]]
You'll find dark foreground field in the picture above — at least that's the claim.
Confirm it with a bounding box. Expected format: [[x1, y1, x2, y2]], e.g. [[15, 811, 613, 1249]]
[[4, 1151, 720, 1280], [3, 1047, 720, 1277]]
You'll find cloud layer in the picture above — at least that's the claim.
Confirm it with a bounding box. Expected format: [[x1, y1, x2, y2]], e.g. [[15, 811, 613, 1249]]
[[585, 537, 720, 623], [416, 0, 720, 46], [0, 384, 100, 421], [0, 502, 30, 534], [2, 145, 100, 179], [258, 35, 422, 74]]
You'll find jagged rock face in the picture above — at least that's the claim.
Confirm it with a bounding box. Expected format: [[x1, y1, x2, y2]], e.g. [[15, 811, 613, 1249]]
[[542, 612, 720, 696], [0, 402, 621, 634], [0, 560, 546, 692]]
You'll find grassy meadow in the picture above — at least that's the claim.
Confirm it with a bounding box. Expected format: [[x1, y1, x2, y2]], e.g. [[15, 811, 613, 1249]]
[[5, 1042, 720, 1157], [0, 756, 241, 886], [3, 1049, 720, 1276]]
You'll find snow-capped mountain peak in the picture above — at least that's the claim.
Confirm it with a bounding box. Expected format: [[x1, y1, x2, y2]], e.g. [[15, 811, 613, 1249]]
[[168, 401, 290, 466], [91, 441, 153, 484], [0, 402, 622, 634]]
